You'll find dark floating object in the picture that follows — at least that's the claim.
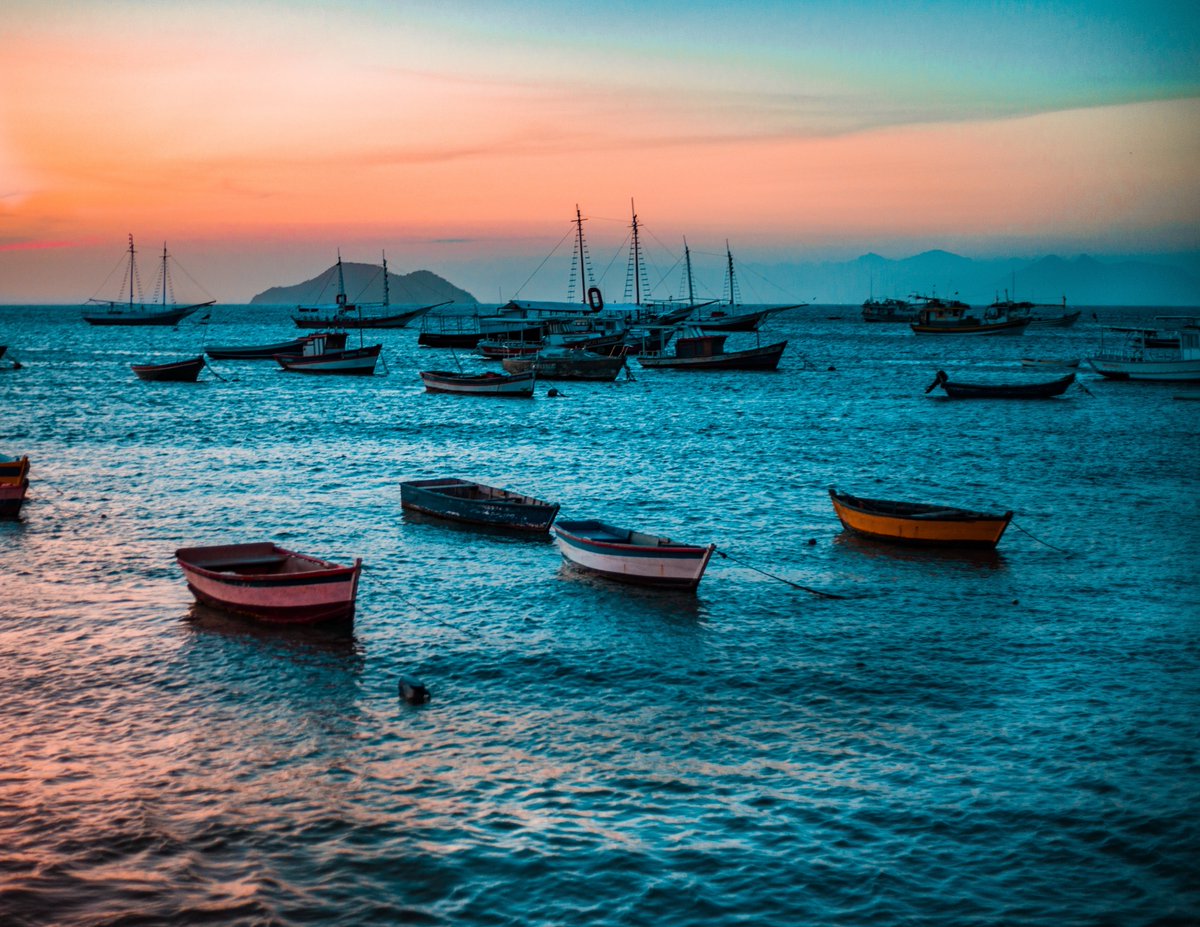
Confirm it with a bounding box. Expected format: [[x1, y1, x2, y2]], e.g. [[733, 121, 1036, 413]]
[[399, 676, 431, 705], [400, 478, 559, 533], [924, 369, 1076, 399], [131, 356, 205, 382]]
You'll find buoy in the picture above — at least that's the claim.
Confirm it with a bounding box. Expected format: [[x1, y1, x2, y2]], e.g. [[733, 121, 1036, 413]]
[[399, 675, 430, 705], [807, 538, 817, 546], [547, 388, 562, 397]]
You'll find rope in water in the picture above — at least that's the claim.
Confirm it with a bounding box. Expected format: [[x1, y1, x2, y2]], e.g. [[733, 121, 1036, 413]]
[[367, 571, 481, 639], [715, 549, 849, 599], [202, 358, 231, 382], [1009, 520, 1072, 555]]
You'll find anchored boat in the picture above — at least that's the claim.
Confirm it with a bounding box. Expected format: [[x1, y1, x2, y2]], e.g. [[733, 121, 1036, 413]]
[[829, 487, 1012, 548], [400, 478, 559, 532], [553, 519, 715, 590], [83, 236, 215, 326], [176, 542, 362, 624], [131, 356, 205, 382], [0, 454, 30, 518]]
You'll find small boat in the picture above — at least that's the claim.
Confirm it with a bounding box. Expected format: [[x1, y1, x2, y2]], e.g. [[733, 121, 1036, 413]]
[[176, 542, 362, 624], [501, 347, 627, 381], [638, 328, 786, 371], [1088, 319, 1200, 382], [0, 454, 30, 518], [419, 369, 535, 396], [400, 478, 559, 532], [909, 294, 1030, 335], [275, 343, 382, 375], [925, 369, 1076, 398], [1020, 357, 1081, 369], [829, 487, 1012, 548], [553, 519, 715, 590], [83, 236, 215, 326], [861, 297, 919, 323], [689, 243, 802, 331], [206, 332, 347, 360], [477, 339, 540, 359], [131, 356, 205, 382]]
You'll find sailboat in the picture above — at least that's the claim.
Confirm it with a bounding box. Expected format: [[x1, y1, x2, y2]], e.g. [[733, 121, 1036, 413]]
[[292, 252, 449, 329], [83, 236, 215, 326], [690, 242, 804, 332]]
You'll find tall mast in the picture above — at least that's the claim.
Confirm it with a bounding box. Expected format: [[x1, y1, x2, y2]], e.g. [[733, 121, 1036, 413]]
[[381, 251, 390, 307], [128, 234, 136, 309], [160, 242, 169, 306], [683, 236, 695, 305], [631, 198, 641, 305], [336, 249, 347, 307], [725, 240, 737, 306], [575, 205, 587, 304]]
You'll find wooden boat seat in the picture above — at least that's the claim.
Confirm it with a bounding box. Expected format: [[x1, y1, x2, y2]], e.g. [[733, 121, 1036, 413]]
[[198, 554, 290, 570]]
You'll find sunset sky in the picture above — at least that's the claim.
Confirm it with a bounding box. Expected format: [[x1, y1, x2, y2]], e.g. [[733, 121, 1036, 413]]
[[1, 0, 1197, 302]]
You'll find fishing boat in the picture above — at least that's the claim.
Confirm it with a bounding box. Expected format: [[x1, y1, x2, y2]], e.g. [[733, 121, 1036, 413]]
[[861, 297, 919, 323], [501, 347, 627, 381], [83, 236, 215, 326], [206, 331, 347, 360], [909, 294, 1029, 335], [176, 542, 362, 624], [829, 487, 1012, 548], [131, 356, 206, 382], [925, 369, 1076, 398], [275, 343, 382, 375], [292, 251, 447, 329], [553, 519, 715, 590], [988, 291, 1081, 328], [1088, 319, 1200, 381], [476, 339, 541, 359], [637, 328, 786, 371], [690, 242, 803, 331], [419, 369, 536, 396], [0, 454, 30, 518], [400, 478, 559, 532]]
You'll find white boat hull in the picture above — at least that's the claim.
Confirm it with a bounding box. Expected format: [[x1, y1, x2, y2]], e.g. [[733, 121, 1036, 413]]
[[1087, 357, 1200, 382]]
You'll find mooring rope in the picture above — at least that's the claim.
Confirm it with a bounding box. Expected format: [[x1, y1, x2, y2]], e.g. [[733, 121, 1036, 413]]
[[1009, 520, 1072, 555], [202, 358, 231, 382], [715, 549, 849, 599], [367, 571, 481, 639]]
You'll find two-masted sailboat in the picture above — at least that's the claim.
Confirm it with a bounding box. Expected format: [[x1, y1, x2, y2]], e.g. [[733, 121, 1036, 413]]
[[291, 252, 448, 329], [83, 236, 215, 326]]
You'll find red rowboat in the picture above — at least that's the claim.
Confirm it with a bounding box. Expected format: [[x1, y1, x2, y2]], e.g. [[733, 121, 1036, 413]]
[[0, 454, 30, 518], [175, 542, 362, 623]]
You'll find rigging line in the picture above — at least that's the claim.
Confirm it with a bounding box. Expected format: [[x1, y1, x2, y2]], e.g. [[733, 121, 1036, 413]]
[[714, 549, 850, 599], [596, 234, 629, 289], [512, 226, 575, 298], [202, 358, 231, 382], [1009, 520, 1072, 555]]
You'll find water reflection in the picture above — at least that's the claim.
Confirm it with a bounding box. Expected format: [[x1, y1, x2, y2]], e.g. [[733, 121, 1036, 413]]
[[832, 531, 1008, 570], [400, 506, 556, 543]]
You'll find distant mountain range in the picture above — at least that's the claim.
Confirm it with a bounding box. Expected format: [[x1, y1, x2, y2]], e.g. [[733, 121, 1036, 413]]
[[250, 262, 477, 306], [742, 251, 1200, 306]]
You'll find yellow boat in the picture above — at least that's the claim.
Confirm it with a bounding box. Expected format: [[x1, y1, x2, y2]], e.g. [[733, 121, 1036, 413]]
[[829, 486, 1012, 548]]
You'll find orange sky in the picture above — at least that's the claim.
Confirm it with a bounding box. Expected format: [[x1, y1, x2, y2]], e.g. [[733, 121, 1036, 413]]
[[1, 1, 1197, 301]]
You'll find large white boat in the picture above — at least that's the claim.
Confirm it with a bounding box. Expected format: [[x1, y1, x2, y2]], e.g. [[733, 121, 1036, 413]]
[[1088, 318, 1200, 382]]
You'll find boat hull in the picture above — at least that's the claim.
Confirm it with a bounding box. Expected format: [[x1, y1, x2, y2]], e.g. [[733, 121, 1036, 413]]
[[929, 371, 1076, 398], [911, 318, 1030, 335], [131, 356, 205, 382], [829, 487, 1012, 547], [638, 340, 787, 371], [83, 302, 212, 326], [206, 333, 347, 360], [176, 543, 361, 624], [401, 479, 559, 532], [501, 351, 626, 381], [553, 520, 715, 590], [293, 305, 433, 329], [419, 370, 535, 396], [275, 344, 381, 375], [0, 456, 29, 518], [1087, 357, 1200, 382]]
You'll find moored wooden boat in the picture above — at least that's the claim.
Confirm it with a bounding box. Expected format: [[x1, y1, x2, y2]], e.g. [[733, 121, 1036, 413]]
[[131, 356, 205, 382], [419, 369, 536, 396], [206, 332, 347, 360], [501, 347, 627, 381], [637, 329, 786, 371], [83, 237, 215, 326], [0, 454, 30, 518], [925, 369, 1076, 398], [829, 486, 1012, 548], [552, 519, 715, 590], [1088, 320, 1200, 382], [400, 478, 559, 532], [176, 542, 362, 623], [275, 343, 382, 375], [909, 295, 1029, 335]]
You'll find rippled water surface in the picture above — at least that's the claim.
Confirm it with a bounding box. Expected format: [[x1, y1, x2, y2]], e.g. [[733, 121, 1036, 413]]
[[1, 305, 1198, 926]]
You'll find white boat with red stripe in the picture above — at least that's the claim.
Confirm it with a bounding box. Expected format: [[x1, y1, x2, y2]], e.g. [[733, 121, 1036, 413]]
[[553, 519, 715, 591], [176, 542, 362, 624]]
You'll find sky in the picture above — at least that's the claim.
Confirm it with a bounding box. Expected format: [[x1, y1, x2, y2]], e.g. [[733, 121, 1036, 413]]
[[1, 0, 1198, 303]]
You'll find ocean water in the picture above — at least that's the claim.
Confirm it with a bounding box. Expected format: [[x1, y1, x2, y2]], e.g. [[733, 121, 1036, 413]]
[[0, 305, 1197, 926]]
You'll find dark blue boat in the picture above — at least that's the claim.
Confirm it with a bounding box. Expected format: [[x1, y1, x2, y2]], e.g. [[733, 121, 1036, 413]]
[[400, 478, 559, 533]]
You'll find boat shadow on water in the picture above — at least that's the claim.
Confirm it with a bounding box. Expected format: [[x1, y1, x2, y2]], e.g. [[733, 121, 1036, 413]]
[[554, 562, 710, 621], [400, 506, 556, 542], [183, 601, 363, 657], [832, 532, 1009, 570]]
